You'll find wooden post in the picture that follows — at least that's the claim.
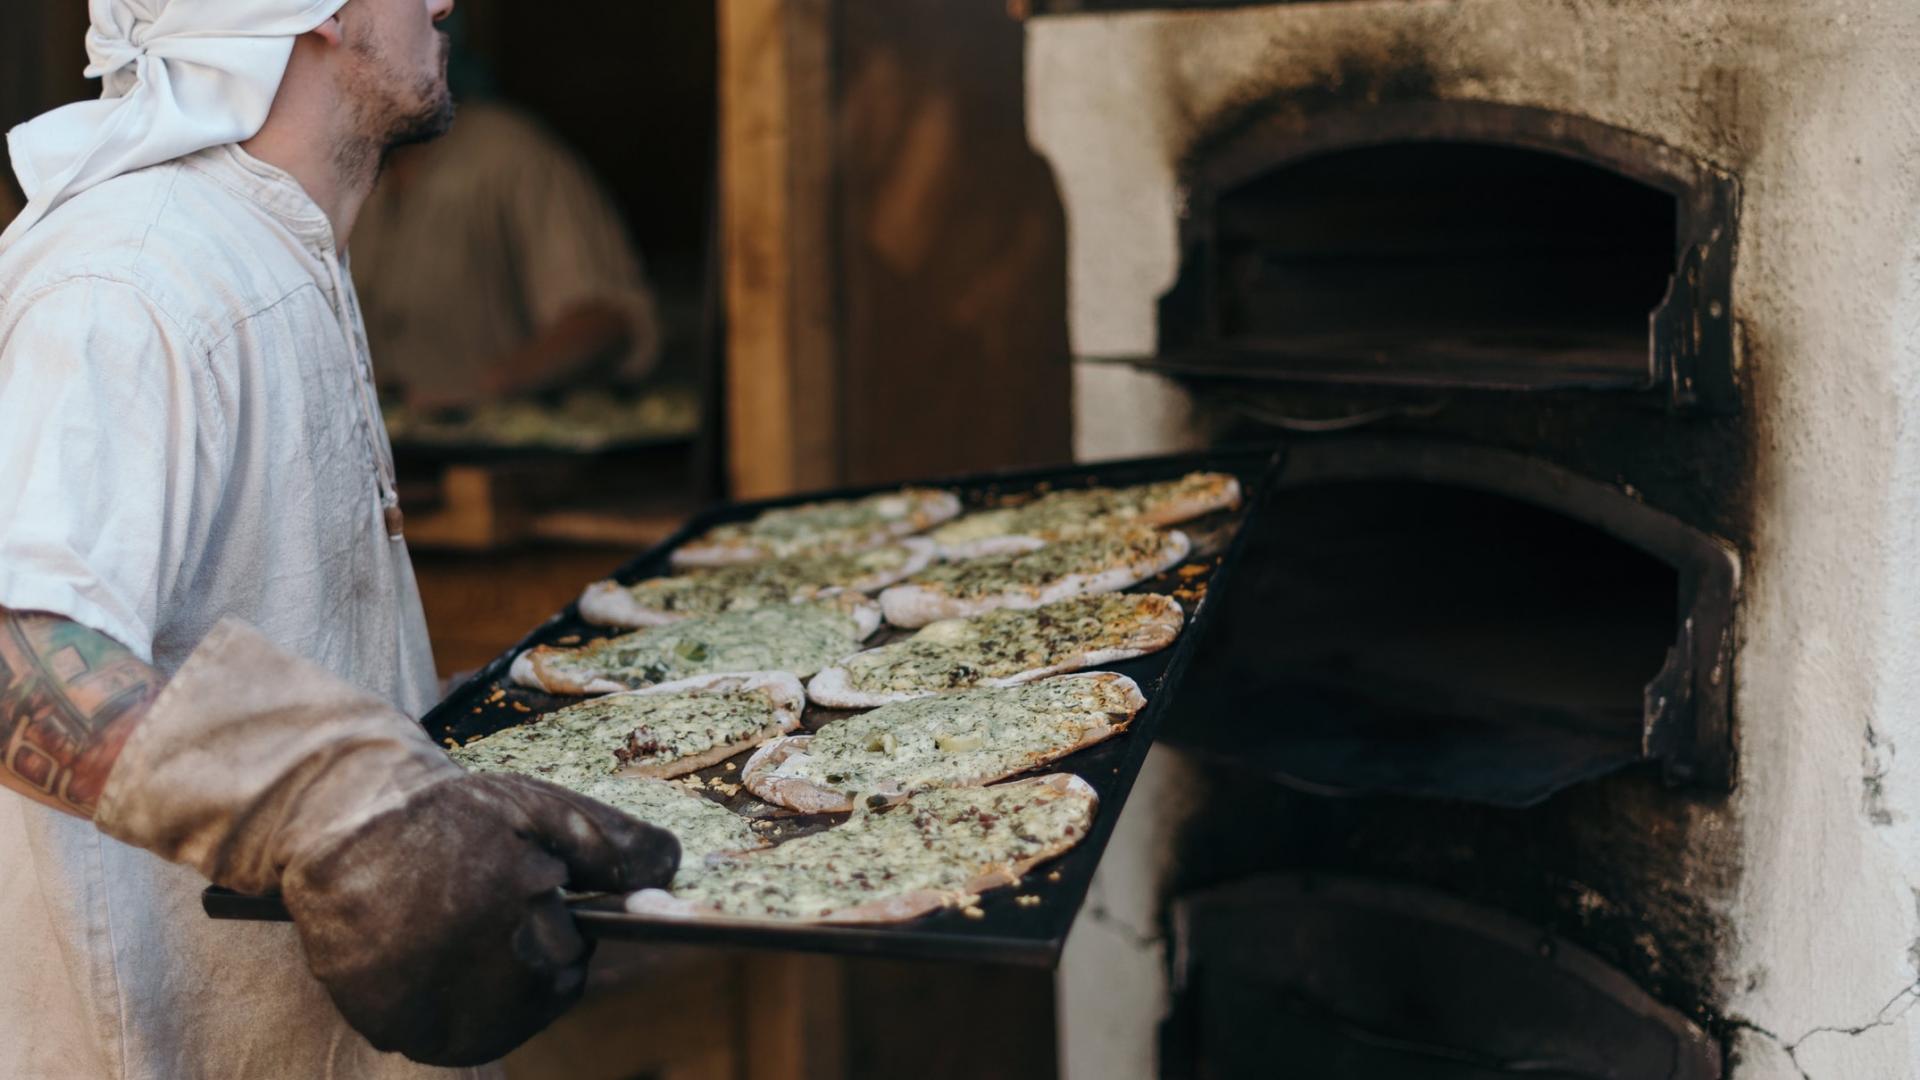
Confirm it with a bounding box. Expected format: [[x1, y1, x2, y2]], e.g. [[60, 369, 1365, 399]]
[[718, 15, 851, 1071], [743, 954, 847, 1080], [720, 0, 842, 499]]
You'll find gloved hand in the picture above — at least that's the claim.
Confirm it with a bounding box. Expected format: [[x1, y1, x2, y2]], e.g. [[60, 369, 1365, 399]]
[[285, 772, 678, 1065], [95, 619, 679, 1066]]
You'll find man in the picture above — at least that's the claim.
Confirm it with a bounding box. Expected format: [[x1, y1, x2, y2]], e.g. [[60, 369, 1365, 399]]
[[354, 98, 663, 411], [0, 1, 679, 1076]]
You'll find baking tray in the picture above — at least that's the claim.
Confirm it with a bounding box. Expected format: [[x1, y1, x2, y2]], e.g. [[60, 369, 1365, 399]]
[[206, 446, 1283, 967]]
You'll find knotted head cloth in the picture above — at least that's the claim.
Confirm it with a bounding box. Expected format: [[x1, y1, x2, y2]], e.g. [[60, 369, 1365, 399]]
[[1, 0, 349, 252]]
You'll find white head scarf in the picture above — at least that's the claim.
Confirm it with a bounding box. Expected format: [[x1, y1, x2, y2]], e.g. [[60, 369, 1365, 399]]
[[1, 0, 350, 252]]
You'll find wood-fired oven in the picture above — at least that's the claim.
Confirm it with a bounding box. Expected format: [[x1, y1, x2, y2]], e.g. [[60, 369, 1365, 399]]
[[1025, 3, 1920, 1079]]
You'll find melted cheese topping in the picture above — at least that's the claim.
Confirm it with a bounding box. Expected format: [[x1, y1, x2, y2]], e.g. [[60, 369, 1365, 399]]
[[567, 776, 765, 865], [769, 677, 1140, 796], [451, 711, 628, 785], [668, 782, 1094, 920], [609, 544, 924, 618], [838, 594, 1181, 694], [897, 527, 1173, 601], [453, 686, 781, 778], [539, 600, 871, 689], [453, 733, 763, 869], [930, 472, 1234, 546], [611, 690, 788, 770], [687, 488, 956, 559]]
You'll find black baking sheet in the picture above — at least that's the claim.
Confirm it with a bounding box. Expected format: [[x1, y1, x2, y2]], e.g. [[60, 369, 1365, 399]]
[[206, 446, 1282, 967]]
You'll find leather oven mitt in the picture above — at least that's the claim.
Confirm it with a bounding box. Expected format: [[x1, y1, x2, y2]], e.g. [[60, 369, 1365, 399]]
[[94, 619, 680, 1067]]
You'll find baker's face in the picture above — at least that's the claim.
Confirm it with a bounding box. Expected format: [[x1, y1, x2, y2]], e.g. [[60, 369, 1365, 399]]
[[336, 0, 457, 150]]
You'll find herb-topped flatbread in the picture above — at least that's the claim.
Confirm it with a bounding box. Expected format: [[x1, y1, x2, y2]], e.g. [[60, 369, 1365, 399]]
[[511, 596, 883, 695], [878, 526, 1190, 629], [556, 776, 768, 866], [928, 472, 1241, 559], [672, 488, 962, 568], [452, 740, 766, 865], [625, 775, 1097, 923], [451, 673, 804, 780], [742, 673, 1145, 813], [580, 540, 936, 628], [809, 594, 1185, 708]]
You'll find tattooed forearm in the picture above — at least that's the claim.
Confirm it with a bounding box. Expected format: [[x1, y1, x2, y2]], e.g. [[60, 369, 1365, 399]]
[[0, 608, 160, 818]]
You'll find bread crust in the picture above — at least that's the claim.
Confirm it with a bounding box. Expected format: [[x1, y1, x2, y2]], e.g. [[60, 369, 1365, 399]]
[[742, 672, 1145, 812], [736, 737, 849, 812], [807, 595, 1184, 709], [509, 651, 637, 695], [622, 774, 1099, 924], [580, 540, 937, 629], [577, 582, 680, 629], [879, 530, 1191, 629], [671, 491, 963, 569]]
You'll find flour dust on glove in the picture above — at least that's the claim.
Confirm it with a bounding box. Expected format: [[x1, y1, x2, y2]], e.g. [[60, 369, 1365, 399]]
[[95, 618, 680, 1067]]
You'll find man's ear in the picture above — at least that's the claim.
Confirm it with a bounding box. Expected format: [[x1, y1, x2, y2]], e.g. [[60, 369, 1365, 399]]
[[308, 15, 346, 47]]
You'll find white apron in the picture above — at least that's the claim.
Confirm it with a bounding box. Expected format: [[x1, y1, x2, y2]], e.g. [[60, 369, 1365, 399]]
[[0, 144, 493, 1080]]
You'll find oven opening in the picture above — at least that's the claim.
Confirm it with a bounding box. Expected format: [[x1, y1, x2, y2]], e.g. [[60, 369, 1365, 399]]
[[1164, 876, 1724, 1080], [1168, 140, 1685, 391], [1171, 478, 1684, 805]]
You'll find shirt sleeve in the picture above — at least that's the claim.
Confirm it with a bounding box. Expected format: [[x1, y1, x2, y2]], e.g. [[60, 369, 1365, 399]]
[[501, 128, 663, 382], [0, 277, 228, 662]]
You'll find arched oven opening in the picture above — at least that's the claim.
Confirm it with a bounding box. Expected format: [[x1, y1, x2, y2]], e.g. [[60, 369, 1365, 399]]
[[1213, 142, 1677, 388], [1168, 439, 1737, 807], [1163, 875, 1723, 1080], [1151, 101, 1738, 412]]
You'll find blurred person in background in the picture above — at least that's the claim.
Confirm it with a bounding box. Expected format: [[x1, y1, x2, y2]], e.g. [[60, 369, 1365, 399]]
[[354, 16, 661, 413]]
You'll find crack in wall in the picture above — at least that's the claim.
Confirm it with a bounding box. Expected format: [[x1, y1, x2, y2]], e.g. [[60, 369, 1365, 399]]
[[1729, 980, 1920, 1079], [1081, 902, 1162, 951], [1862, 721, 1896, 826]]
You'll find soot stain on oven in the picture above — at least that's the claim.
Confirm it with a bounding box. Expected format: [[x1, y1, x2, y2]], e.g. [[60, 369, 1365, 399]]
[[1144, 43, 1762, 1051], [1180, 43, 1449, 179], [1146, 456, 1748, 1035], [1163, 765, 1742, 1030], [1171, 394, 1757, 1042]]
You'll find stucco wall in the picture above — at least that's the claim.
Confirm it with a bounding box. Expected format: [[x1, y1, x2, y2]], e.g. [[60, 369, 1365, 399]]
[[1029, 2, 1920, 1077]]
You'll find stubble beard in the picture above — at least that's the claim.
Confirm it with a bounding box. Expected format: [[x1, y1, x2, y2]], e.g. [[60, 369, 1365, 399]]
[[386, 36, 457, 151], [336, 30, 456, 189]]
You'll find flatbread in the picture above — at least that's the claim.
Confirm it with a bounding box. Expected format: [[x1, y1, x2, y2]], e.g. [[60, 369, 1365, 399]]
[[580, 539, 935, 628], [929, 472, 1241, 559], [452, 737, 766, 866], [625, 774, 1097, 924], [878, 526, 1191, 629], [741, 673, 1145, 813], [672, 488, 962, 568], [809, 593, 1185, 708], [565, 776, 769, 867], [609, 675, 807, 778], [511, 596, 883, 695], [450, 673, 803, 781]]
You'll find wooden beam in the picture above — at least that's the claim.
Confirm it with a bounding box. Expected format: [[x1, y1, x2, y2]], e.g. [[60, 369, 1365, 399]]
[[743, 954, 846, 1080], [720, 0, 842, 499]]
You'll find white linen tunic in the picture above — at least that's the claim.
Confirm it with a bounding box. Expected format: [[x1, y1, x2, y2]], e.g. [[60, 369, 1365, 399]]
[[0, 144, 490, 1079]]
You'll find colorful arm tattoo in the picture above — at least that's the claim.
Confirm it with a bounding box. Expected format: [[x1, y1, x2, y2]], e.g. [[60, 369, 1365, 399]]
[[0, 609, 159, 818]]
